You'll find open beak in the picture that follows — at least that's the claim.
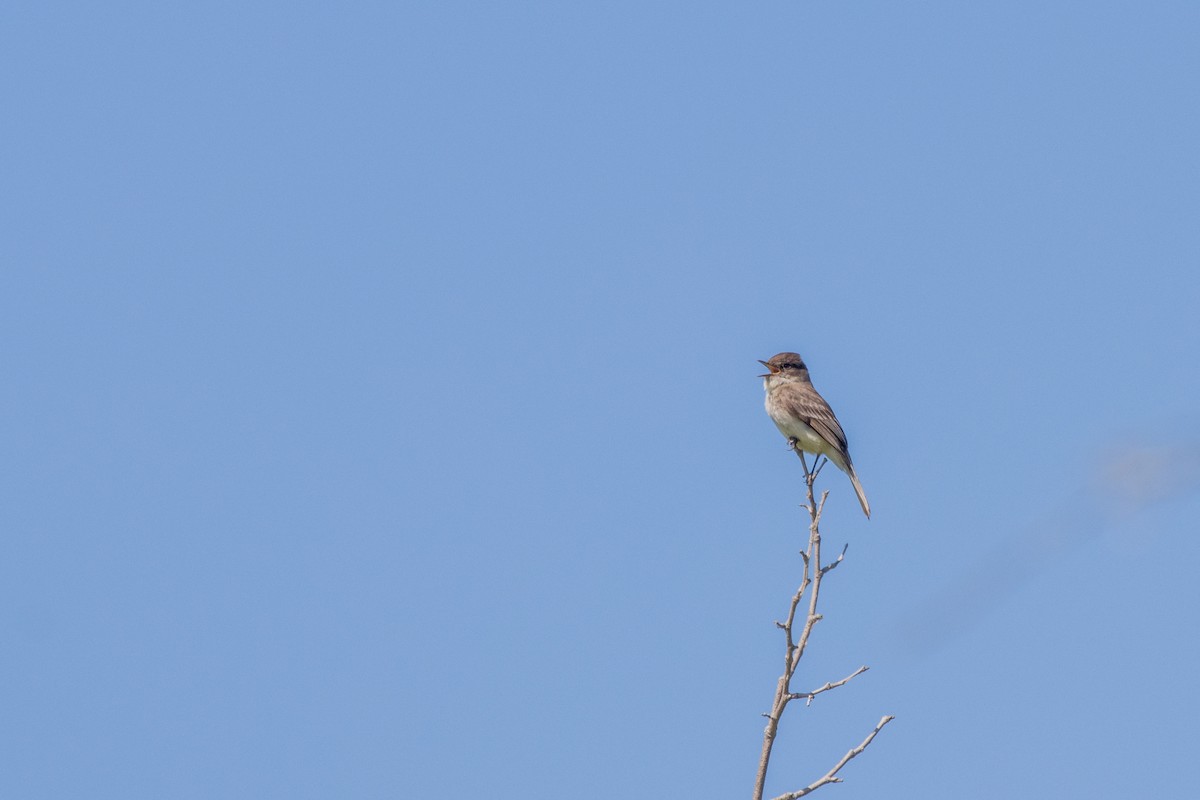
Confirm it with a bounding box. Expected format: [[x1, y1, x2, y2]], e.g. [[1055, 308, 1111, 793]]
[[758, 359, 776, 378]]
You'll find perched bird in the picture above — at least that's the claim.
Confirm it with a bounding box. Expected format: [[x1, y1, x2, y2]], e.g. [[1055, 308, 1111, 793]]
[[760, 352, 871, 518]]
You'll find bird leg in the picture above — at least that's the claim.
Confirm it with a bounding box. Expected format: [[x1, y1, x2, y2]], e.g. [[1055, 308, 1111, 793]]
[[791, 443, 809, 475], [789, 442, 828, 485], [811, 455, 827, 480]]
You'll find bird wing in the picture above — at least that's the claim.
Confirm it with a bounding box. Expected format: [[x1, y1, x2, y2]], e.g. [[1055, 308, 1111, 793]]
[[782, 387, 851, 460], [808, 413, 851, 464]]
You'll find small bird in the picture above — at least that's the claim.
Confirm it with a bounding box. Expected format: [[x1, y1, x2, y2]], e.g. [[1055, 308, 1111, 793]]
[[760, 352, 871, 518]]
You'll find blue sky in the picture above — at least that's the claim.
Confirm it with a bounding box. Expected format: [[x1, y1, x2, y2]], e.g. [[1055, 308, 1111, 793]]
[[3, 2, 1199, 798]]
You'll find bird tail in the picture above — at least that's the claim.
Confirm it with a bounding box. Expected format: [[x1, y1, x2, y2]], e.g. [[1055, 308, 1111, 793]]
[[848, 468, 871, 519]]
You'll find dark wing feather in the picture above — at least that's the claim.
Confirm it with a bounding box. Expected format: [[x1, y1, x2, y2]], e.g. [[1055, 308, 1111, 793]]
[[782, 386, 851, 460], [808, 414, 852, 464]]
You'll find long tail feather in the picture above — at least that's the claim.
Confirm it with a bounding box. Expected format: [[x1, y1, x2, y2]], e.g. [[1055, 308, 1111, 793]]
[[848, 469, 871, 519]]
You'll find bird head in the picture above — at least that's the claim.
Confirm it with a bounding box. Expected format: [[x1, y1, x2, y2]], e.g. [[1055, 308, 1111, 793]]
[[758, 352, 808, 378]]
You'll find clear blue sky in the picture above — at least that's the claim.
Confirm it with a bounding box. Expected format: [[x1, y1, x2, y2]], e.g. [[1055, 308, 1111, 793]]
[[3, 2, 1199, 798]]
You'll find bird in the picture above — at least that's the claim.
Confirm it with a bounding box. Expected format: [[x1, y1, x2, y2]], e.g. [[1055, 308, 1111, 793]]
[[759, 352, 871, 518]]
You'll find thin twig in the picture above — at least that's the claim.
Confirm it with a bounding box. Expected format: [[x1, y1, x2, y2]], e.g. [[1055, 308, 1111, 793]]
[[769, 716, 896, 800], [820, 543, 849, 577], [787, 665, 869, 706]]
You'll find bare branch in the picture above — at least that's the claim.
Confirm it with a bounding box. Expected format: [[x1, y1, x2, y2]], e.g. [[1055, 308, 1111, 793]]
[[819, 543, 849, 577], [753, 455, 893, 800], [769, 716, 896, 800], [786, 665, 870, 706]]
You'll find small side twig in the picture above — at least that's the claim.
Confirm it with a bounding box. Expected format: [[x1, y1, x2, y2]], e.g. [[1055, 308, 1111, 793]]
[[787, 665, 869, 706], [769, 716, 896, 800]]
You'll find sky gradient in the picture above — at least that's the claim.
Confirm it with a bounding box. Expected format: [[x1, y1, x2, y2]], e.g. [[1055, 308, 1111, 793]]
[[3, 2, 1199, 798]]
